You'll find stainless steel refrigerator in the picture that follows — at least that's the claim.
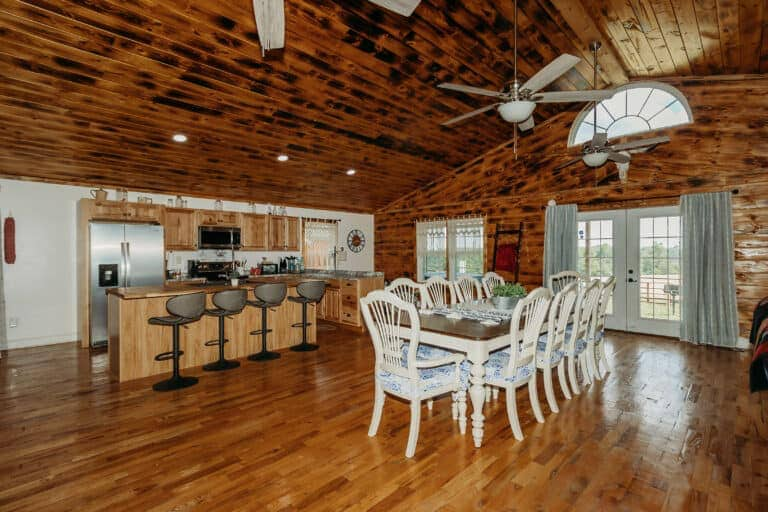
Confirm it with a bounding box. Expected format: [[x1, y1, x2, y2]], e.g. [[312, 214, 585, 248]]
[[90, 222, 165, 347]]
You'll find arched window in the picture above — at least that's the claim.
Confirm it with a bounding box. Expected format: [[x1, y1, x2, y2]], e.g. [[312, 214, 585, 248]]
[[568, 82, 692, 147]]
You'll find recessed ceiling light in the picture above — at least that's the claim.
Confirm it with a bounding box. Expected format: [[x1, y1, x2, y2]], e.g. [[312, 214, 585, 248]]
[[346, 169, 356, 176], [172, 133, 187, 143], [277, 154, 289, 162]]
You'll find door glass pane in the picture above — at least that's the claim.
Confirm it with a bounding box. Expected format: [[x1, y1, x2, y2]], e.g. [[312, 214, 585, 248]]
[[639, 215, 681, 321], [576, 219, 614, 314]]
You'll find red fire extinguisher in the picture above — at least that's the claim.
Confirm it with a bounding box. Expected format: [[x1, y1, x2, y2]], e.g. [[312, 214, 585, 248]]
[[4, 214, 15, 264]]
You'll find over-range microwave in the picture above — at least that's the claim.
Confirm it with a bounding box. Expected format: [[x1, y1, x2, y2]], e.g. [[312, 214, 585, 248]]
[[198, 226, 241, 249]]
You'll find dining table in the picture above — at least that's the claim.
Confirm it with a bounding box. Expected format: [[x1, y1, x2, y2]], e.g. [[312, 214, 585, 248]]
[[399, 301, 530, 449]]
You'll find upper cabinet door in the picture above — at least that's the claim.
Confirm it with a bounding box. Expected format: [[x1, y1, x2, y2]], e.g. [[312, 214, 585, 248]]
[[242, 214, 269, 250], [197, 210, 219, 226], [164, 208, 196, 250], [285, 217, 301, 251], [269, 216, 287, 250], [218, 211, 240, 226]]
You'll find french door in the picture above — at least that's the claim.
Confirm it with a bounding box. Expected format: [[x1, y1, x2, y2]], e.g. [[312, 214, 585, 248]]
[[577, 206, 681, 337]]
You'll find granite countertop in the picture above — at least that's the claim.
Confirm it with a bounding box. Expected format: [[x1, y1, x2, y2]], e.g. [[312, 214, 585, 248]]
[[108, 271, 383, 299]]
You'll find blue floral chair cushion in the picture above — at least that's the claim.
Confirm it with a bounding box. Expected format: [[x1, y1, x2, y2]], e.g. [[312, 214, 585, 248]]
[[401, 342, 455, 363], [575, 338, 587, 354], [378, 363, 467, 396], [537, 348, 565, 366], [483, 351, 535, 386]]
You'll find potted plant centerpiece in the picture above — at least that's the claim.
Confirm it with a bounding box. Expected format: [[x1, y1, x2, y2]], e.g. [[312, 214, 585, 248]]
[[491, 283, 526, 309], [230, 268, 241, 287]]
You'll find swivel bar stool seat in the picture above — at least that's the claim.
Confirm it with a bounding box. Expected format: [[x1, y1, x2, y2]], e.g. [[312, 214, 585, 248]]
[[289, 280, 326, 352], [203, 289, 248, 371], [247, 283, 288, 361], [149, 292, 206, 391]]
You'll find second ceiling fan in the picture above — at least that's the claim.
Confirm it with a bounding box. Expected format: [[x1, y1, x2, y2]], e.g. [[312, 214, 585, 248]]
[[437, 0, 613, 131]]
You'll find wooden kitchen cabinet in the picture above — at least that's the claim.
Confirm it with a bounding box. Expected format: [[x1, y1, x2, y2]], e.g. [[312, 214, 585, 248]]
[[320, 287, 341, 322], [197, 209, 241, 227], [86, 199, 162, 223], [285, 217, 301, 251], [241, 214, 269, 250], [164, 208, 196, 250]]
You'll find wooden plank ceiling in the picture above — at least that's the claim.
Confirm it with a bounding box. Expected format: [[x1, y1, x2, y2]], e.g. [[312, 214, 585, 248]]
[[0, 0, 765, 212]]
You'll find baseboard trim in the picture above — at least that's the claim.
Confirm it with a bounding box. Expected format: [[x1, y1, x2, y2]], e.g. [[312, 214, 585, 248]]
[[4, 335, 79, 350]]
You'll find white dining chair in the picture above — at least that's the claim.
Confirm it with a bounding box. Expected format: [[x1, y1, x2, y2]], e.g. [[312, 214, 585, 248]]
[[588, 276, 616, 381], [536, 281, 578, 413], [481, 271, 505, 298], [548, 270, 581, 295], [564, 279, 601, 395], [361, 290, 468, 458], [424, 276, 457, 307], [483, 287, 552, 441], [386, 277, 432, 308], [455, 275, 484, 303]]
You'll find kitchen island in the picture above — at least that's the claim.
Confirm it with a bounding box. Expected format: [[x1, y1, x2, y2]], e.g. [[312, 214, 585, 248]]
[[106, 271, 385, 382], [107, 277, 320, 382]]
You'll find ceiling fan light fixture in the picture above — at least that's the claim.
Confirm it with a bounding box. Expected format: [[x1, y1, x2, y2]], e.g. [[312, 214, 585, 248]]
[[498, 101, 536, 123], [583, 152, 609, 167]]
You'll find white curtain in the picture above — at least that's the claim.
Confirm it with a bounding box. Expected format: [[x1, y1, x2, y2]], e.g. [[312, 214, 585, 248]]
[[416, 220, 447, 281], [447, 217, 484, 279], [302, 220, 338, 270], [543, 203, 578, 286], [680, 191, 739, 347]]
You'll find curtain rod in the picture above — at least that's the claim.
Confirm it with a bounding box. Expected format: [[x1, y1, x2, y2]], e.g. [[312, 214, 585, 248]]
[[649, 188, 739, 202], [301, 217, 340, 223], [413, 213, 486, 224]]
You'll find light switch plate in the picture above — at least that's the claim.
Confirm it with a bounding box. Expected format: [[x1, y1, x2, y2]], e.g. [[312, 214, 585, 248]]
[[9, 317, 18, 328]]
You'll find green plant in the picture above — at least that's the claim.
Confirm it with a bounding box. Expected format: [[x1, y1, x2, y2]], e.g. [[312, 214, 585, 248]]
[[492, 283, 526, 298]]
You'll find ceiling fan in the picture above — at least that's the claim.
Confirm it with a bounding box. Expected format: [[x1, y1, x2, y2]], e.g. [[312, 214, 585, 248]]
[[554, 42, 670, 174], [436, 0, 613, 132]]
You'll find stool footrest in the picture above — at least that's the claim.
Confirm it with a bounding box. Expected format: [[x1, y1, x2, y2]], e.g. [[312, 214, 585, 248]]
[[204, 338, 229, 347], [249, 328, 273, 336], [155, 350, 183, 362], [291, 321, 313, 328]]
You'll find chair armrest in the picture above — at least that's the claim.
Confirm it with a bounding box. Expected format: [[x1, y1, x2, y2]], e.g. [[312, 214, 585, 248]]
[[414, 353, 464, 368]]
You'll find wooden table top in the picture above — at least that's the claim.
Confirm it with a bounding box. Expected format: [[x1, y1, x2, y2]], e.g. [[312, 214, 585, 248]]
[[405, 311, 511, 341]]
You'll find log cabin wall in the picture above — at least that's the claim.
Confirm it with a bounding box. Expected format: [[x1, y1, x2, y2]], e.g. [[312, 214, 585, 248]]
[[375, 78, 768, 336]]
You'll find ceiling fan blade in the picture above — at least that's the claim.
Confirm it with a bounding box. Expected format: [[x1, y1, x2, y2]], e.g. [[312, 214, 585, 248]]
[[521, 54, 581, 93], [589, 132, 608, 148], [554, 156, 584, 171], [367, 0, 421, 16], [532, 89, 614, 104], [437, 83, 506, 98], [608, 152, 631, 164], [441, 103, 501, 126], [518, 116, 535, 131], [610, 135, 671, 152]]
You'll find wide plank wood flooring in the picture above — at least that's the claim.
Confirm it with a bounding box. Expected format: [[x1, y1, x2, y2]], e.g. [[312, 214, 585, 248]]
[[1, 326, 767, 511]]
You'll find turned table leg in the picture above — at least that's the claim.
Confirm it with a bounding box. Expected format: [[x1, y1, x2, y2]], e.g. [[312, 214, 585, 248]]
[[469, 360, 487, 448]]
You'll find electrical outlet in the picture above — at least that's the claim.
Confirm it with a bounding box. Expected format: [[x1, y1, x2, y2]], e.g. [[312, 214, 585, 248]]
[[9, 317, 18, 328]]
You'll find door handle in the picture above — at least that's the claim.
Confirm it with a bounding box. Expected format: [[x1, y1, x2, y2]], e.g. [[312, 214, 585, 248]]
[[125, 242, 132, 287], [627, 278, 636, 283]]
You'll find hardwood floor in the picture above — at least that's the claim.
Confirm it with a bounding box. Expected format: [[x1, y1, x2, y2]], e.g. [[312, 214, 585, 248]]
[[1, 327, 767, 511]]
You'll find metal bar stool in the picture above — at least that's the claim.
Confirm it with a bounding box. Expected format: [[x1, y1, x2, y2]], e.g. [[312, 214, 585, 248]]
[[203, 289, 247, 371], [149, 292, 206, 391], [289, 280, 326, 352], [247, 283, 287, 361]]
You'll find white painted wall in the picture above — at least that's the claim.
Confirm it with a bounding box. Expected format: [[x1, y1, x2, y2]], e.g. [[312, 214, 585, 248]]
[[0, 179, 374, 350]]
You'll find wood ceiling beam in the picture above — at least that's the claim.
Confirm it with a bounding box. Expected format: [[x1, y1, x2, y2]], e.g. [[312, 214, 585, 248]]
[[547, 0, 629, 84]]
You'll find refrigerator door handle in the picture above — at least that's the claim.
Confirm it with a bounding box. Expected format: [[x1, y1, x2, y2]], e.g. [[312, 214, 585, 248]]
[[125, 241, 132, 287], [120, 241, 127, 286]]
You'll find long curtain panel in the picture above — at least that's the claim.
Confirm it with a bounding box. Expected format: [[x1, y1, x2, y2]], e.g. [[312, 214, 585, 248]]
[[447, 217, 484, 279], [416, 220, 447, 281], [302, 220, 338, 270], [680, 191, 739, 348], [543, 203, 578, 286]]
